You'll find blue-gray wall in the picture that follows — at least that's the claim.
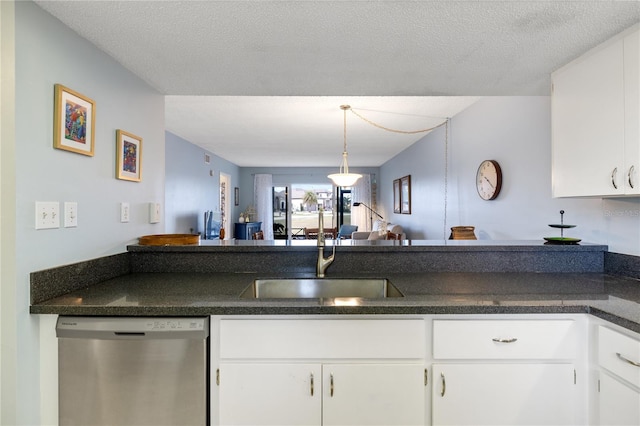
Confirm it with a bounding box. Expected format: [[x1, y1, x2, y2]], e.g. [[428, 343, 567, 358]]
[[3, 2, 640, 423], [6, 2, 165, 423], [380, 97, 640, 256], [165, 131, 240, 235]]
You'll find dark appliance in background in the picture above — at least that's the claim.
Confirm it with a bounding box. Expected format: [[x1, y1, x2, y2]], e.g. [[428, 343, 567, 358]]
[[204, 210, 222, 239]]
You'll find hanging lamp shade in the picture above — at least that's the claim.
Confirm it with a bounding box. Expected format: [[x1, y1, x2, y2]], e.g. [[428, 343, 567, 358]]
[[328, 105, 362, 187]]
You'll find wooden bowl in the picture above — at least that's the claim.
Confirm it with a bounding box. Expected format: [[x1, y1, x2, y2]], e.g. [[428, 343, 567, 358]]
[[450, 226, 477, 240], [138, 234, 200, 246]]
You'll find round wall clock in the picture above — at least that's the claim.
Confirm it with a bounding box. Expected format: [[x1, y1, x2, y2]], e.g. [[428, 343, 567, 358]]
[[476, 160, 502, 200]]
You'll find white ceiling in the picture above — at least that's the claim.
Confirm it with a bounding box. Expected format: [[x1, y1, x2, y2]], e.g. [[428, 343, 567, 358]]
[[35, 1, 640, 167]]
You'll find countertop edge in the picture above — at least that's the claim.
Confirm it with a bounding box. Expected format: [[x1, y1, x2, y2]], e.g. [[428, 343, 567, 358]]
[[30, 303, 638, 334]]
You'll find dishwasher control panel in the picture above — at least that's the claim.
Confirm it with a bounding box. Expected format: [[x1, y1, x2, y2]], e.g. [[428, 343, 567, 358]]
[[56, 316, 209, 339], [146, 319, 205, 330]]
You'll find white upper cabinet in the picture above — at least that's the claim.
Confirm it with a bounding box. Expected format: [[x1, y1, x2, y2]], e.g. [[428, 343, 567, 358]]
[[552, 25, 639, 197]]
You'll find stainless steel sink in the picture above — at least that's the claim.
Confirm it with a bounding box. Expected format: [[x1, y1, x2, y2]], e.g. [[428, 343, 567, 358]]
[[240, 278, 404, 299]]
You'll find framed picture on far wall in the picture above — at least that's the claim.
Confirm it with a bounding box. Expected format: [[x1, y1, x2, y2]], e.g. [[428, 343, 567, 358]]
[[401, 175, 411, 214], [53, 84, 96, 156], [116, 130, 143, 182]]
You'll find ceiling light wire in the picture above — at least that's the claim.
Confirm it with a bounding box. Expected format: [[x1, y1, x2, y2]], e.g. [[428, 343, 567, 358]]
[[349, 108, 448, 134], [443, 117, 450, 241]]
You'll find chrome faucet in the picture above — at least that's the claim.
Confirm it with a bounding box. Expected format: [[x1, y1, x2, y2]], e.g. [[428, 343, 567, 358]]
[[316, 209, 335, 278]]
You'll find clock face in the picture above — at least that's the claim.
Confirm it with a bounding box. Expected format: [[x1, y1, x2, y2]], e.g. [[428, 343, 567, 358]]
[[476, 160, 502, 200]]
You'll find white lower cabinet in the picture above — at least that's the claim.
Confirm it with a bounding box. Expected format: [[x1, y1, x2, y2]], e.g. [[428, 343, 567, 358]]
[[219, 363, 321, 426], [322, 363, 425, 426], [218, 362, 425, 426], [599, 373, 640, 426], [432, 318, 580, 426], [432, 363, 576, 425], [596, 325, 640, 425], [213, 317, 427, 426], [211, 314, 640, 426]]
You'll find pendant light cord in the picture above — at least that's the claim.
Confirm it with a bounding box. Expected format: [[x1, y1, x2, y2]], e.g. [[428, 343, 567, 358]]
[[443, 118, 450, 240], [343, 105, 348, 154], [349, 108, 448, 134], [345, 105, 450, 239]]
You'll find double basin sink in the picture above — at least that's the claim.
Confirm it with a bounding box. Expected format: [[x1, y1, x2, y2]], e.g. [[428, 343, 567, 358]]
[[240, 278, 404, 299]]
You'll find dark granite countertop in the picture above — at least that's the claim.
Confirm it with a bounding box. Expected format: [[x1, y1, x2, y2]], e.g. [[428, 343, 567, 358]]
[[127, 239, 609, 252], [30, 271, 640, 333]]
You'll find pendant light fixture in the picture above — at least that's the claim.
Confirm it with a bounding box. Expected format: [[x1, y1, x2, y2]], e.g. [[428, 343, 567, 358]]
[[328, 105, 362, 187]]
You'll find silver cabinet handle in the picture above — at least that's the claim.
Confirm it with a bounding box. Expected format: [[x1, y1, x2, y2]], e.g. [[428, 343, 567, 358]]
[[628, 165, 635, 189], [310, 373, 314, 396], [330, 373, 334, 397], [616, 352, 640, 367], [612, 167, 618, 189], [440, 373, 446, 397], [492, 337, 518, 343]]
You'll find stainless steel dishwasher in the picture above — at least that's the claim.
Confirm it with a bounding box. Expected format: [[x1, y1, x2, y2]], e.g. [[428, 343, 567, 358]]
[[56, 316, 209, 426]]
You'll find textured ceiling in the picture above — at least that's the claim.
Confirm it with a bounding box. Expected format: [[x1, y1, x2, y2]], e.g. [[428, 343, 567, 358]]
[[35, 1, 640, 167]]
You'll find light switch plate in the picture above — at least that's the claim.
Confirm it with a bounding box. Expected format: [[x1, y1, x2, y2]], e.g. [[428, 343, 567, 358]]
[[35, 201, 60, 229], [149, 202, 161, 224], [64, 202, 78, 228]]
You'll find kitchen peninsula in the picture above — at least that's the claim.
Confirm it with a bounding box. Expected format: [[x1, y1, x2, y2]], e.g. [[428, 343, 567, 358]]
[[31, 240, 640, 425], [30, 240, 640, 332]]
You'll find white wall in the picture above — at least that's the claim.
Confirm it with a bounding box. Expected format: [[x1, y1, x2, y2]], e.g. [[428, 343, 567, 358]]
[[380, 96, 640, 256], [165, 131, 240, 235], [5, 2, 165, 423], [1, 1, 17, 424]]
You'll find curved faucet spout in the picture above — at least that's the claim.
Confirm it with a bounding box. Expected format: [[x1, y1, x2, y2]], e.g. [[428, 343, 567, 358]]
[[317, 246, 335, 278], [316, 208, 335, 277]]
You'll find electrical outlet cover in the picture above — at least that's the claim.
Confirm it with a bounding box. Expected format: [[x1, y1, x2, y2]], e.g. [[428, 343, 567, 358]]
[[149, 202, 161, 224], [120, 202, 130, 223]]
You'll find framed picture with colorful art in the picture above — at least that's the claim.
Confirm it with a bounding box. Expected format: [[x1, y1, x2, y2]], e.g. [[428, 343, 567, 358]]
[[53, 84, 95, 156], [116, 130, 143, 182]]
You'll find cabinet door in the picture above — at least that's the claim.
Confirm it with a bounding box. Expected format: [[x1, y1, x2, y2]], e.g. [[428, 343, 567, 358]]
[[552, 37, 625, 197], [322, 364, 425, 426], [624, 29, 640, 194], [219, 363, 321, 426], [432, 364, 575, 425], [599, 373, 640, 426]]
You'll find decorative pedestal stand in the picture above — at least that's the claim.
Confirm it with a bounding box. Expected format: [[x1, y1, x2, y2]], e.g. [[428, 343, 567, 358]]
[[544, 210, 581, 244]]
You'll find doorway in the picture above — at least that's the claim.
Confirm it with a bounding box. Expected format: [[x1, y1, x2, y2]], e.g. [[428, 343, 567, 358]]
[[220, 172, 231, 239], [337, 187, 352, 228], [272, 186, 288, 239], [276, 183, 335, 239]]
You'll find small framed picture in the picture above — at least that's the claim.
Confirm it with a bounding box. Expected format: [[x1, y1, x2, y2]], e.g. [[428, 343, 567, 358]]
[[53, 84, 95, 156], [401, 175, 411, 214], [234, 187, 240, 206], [116, 130, 143, 182], [393, 179, 401, 214]]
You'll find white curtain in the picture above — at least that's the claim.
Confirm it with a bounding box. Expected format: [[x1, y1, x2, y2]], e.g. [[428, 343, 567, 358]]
[[254, 174, 274, 239], [351, 174, 373, 231]]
